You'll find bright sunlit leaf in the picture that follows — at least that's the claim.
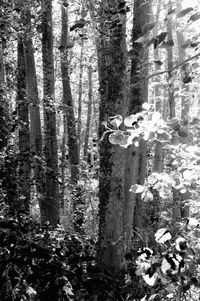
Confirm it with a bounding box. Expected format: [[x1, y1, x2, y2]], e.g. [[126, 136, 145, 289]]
[[129, 184, 144, 194], [155, 228, 172, 243], [143, 272, 158, 286], [108, 115, 123, 128]]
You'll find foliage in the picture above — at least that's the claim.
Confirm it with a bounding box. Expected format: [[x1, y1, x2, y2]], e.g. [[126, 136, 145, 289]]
[[0, 212, 99, 301]]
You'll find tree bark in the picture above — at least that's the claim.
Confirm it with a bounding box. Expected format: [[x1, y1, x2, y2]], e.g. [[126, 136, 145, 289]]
[[123, 0, 150, 251], [60, 0, 84, 233], [23, 6, 45, 220], [77, 38, 84, 159], [83, 62, 93, 160], [16, 38, 30, 213], [41, 0, 60, 224], [0, 39, 9, 150], [97, 0, 127, 273]]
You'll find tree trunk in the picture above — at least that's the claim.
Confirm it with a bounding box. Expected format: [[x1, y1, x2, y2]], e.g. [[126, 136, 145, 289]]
[[77, 38, 84, 159], [123, 0, 150, 251], [41, 0, 60, 224], [97, 0, 127, 273], [167, 2, 181, 222], [0, 39, 9, 150], [167, 3, 175, 119], [152, 0, 163, 173], [23, 7, 45, 220], [176, 0, 189, 141], [16, 38, 30, 213], [60, 0, 84, 233], [83, 63, 93, 160]]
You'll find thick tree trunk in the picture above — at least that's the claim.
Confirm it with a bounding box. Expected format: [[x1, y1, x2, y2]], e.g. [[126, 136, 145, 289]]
[[23, 7, 45, 220], [97, 0, 127, 273], [41, 0, 60, 224], [123, 0, 150, 251], [60, 0, 84, 233], [83, 63, 93, 160], [16, 38, 30, 213]]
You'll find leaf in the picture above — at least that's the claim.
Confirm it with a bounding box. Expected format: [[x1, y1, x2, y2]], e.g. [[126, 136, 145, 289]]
[[149, 294, 158, 301], [26, 287, 37, 296], [159, 40, 174, 48], [154, 60, 163, 66], [178, 130, 187, 138], [143, 190, 154, 202], [155, 228, 172, 243], [134, 36, 146, 43], [109, 132, 128, 146], [142, 22, 156, 34], [191, 117, 200, 125], [124, 114, 139, 127], [129, 184, 144, 194], [167, 117, 180, 129], [177, 7, 194, 18], [156, 130, 171, 142], [142, 102, 151, 111], [189, 12, 200, 22], [148, 173, 158, 185], [143, 272, 158, 286], [157, 31, 168, 44], [168, 9, 176, 16], [108, 115, 123, 128]]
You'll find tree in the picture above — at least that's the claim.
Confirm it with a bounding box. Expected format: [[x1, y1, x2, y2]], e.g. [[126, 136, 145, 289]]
[[60, 0, 84, 233], [41, 0, 60, 224], [97, 0, 128, 273], [16, 38, 30, 213], [83, 61, 93, 160], [124, 0, 150, 251], [22, 5, 45, 220]]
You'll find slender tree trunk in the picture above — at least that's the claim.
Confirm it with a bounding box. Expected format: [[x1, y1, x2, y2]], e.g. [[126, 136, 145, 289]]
[[167, 3, 175, 119], [23, 7, 45, 220], [167, 2, 181, 222], [97, 0, 127, 273], [83, 63, 93, 160], [0, 39, 9, 150], [60, 0, 79, 183], [176, 0, 189, 138], [123, 0, 150, 251], [16, 38, 30, 213], [77, 38, 84, 159], [41, 0, 60, 224], [60, 0, 84, 233], [152, 0, 163, 173]]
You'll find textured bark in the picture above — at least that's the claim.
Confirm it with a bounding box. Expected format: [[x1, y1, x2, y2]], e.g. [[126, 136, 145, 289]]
[[97, 0, 127, 273], [41, 0, 60, 224], [83, 63, 93, 160], [167, 2, 175, 119], [60, 0, 84, 233], [16, 38, 30, 213], [152, 0, 163, 173], [77, 39, 84, 158], [166, 2, 181, 222], [123, 0, 150, 251], [60, 1, 79, 183], [0, 39, 9, 150], [176, 0, 189, 142], [23, 7, 45, 219]]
